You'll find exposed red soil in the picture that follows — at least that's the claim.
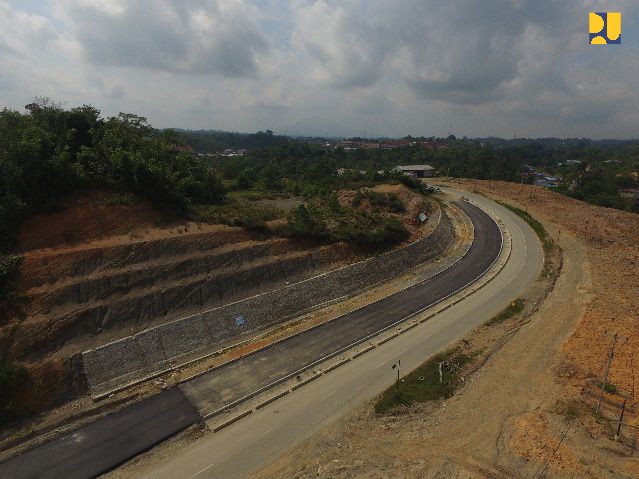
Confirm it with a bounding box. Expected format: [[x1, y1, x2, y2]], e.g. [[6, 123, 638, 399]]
[[16, 189, 183, 253]]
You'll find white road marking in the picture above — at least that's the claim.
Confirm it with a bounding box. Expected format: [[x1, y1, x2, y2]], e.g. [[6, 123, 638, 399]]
[[192, 462, 214, 477]]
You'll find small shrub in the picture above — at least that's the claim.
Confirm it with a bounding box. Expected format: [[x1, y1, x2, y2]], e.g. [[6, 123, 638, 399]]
[[0, 254, 24, 312], [0, 358, 29, 427], [231, 213, 270, 233], [286, 204, 328, 240], [487, 299, 525, 325]]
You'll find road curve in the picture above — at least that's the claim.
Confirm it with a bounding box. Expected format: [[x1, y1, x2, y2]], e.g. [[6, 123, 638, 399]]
[[139, 191, 543, 479], [0, 198, 512, 479], [179, 201, 501, 418]]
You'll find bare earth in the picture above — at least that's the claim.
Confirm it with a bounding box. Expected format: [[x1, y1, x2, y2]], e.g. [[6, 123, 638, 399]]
[[252, 181, 639, 479]]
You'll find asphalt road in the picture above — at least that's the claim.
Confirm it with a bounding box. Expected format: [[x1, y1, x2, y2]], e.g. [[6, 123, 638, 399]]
[[0, 196, 515, 479], [180, 201, 501, 417], [0, 388, 200, 479], [141, 191, 542, 479]]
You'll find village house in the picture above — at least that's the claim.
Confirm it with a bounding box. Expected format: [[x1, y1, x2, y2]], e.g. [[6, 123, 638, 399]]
[[619, 188, 639, 200], [393, 164, 436, 178]]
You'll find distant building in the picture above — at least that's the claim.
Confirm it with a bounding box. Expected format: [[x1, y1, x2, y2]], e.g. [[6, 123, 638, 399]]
[[619, 188, 639, 200], [338, 141, 359, 150], [380, 140, 411, 150], [394, 164, 436, 178], [534, 178, 558, 188]]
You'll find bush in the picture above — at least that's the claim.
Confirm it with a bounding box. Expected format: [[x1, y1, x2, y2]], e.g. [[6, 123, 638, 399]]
[[0, 358, 28, 427], [0, 254, 24, 309], [334, 212, 409, 249], [230, 213, 270, 233], [286, 204, 328, 239], [351, 190, 406, 213]]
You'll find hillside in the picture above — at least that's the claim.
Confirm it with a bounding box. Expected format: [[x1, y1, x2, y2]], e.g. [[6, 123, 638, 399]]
[[0, 180, 436, 438]]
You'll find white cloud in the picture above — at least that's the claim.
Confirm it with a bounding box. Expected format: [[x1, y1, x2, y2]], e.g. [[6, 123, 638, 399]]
[[0, 0, 638, 138], [54, 0, 270, 77]]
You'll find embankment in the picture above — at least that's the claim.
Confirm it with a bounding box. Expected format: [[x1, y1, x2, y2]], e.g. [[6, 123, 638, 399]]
[[83, 207, 455, 394]]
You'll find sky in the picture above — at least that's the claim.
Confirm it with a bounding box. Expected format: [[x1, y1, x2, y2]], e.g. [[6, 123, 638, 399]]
[[1, 0, 638, 138]]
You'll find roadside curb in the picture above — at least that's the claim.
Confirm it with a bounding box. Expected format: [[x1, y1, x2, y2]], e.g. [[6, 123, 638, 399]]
[[212, 409, 253, 432], [255, 390, 290, 410]]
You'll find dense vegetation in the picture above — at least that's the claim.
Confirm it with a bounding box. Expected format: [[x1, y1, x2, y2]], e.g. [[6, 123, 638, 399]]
[[175, 129, 288, 153], [187, 134, 638, 214], [0, 99, 226, 307]]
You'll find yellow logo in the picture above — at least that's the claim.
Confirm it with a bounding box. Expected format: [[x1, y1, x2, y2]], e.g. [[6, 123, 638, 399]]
[[590, 12, 621, 44]]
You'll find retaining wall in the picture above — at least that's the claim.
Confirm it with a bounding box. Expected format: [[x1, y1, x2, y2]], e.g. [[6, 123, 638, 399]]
[[83, 208, 454, 394]]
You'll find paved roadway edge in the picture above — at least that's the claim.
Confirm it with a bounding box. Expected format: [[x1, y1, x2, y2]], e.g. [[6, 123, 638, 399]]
[[204, 199, 512, 429]]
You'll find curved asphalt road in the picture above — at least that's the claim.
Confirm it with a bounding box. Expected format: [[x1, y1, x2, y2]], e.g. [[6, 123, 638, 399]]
[[179, 201, 501, 418], [0, 197, 519, 479], [140, 191, 542, 479]]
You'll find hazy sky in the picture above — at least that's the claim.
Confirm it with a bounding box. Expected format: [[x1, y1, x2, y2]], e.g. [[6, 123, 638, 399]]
[[1, 0, 638, 138]]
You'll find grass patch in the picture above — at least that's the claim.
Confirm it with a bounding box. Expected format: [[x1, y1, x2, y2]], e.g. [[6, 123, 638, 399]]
[[192, 199, 284, 232], [100, 193, 135, 206], [487, 299, 525, 326], [374, 348, 472, 414], [552, 399, 582, 421], [597, 380, 617, 394], [495, 200, 554, 252]]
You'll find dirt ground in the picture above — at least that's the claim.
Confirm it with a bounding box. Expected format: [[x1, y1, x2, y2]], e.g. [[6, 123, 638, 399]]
[[251, 180, 639, 479], [16, 189, 188, 253]]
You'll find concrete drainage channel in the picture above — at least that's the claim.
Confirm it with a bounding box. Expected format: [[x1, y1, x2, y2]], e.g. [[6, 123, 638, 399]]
[[204, 201, 512, 434]]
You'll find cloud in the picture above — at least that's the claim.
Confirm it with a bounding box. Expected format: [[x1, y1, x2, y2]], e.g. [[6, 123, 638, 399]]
[[291, 0, 388, 88], [55, 0, 270, 77], [1, 0, 639, 138]]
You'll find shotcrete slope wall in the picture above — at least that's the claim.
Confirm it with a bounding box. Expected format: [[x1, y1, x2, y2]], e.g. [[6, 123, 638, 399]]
[[83, 208, 454, 394]]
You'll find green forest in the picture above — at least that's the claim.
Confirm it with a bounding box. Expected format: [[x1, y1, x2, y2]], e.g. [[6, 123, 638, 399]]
[[2, 100, 639, 321]]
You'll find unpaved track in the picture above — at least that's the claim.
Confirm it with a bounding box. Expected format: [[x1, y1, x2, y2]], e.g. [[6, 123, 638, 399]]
[[415, 226, 589, 476]]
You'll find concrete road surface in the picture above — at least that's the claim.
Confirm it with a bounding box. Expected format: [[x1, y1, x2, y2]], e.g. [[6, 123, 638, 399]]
[[139, 191, 543, 479]]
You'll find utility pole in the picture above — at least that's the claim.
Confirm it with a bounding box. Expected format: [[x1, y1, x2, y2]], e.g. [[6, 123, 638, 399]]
[[392, 360, 401, 393], [615, 399, 627, 441], [597, 333, 618, 415]]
